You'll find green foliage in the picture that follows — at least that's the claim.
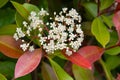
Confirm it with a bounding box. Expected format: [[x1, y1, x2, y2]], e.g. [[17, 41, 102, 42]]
[[0, 8, 15, 27], [72, 64, 94, 80], [100, 0, 114, 10], [41, 62, 58, 80], [0, 24, 17, 35], [82, 2, 97, 19], [105, 55, 120, 70], [48, 57, 73, 80], [0, 0, 120, 80], [0, 73, 7, 80], [23, 3, 40, 12], [105, 46, 120, 55], [0, 0, 9, 8], [11, 1, 29, 21], [91, 17, 110, 47], [101, 15, 114, 28], [0, 61, 15, 78]]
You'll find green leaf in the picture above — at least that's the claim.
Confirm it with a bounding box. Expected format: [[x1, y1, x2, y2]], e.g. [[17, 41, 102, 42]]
[[100, 0, 114, 10], [0, 73, 7, 80], [0, 24, 17, 35], [15, 3, 40, 27], [0, 0, 9, 8], [82, 2, 97, 18], [0, 8, 15, 27], [106, 31, 118, 48], [0, 61, 15, 78], [15, 12, 24, 27], [101, 15, 114, 28], [105, 56, 120, 70], [11, 1, 29, 21], [41, 62, 58, 80], [91, 17, 110, 47], [48, 57, 73, 80], [16, 74, 32, 80], [72, 64, 94, 80], [23, 3, 39, 12], [99, 59, 114, 80], [105, 46, 120, 55]]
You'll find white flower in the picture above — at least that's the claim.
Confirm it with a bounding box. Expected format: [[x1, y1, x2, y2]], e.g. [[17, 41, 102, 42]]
[[29, 45, 35, 52], [23, 21, 28, 27], [65, 48, 72, 56], [13, 8, 84, 56], [16, 28, 25, 38], [62, 8, 68, 13], [64, 18, 74, 25], [20, 43, 29, 51], [69, 33, 76, 41], [13, 33, 19, 41], [38, 8, 49, 16]]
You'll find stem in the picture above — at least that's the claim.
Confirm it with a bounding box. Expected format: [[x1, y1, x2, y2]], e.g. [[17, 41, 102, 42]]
[[31, 68, 38, 80], [97, 0, 100, 16], [99, 59, 113, 80]]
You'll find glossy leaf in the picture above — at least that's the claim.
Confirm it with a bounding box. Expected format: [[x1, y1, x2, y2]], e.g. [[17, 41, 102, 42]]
[[15, 3, 39, 27], [0, 8, 15, 27], [77, 46, 104, 64], [101, 15, 114, 28], [48, 57, 73, 80], [0, 24, 17, 35], [14, 49, 42, 79], [41, 62, 58, 80], [0, 0, 9, 8], [0, 35, 23, 58], [0, 61, 15, 78], [106, 31, 118, 48], [72, 64, 94, 80], [62, 50, 91, 69], [105, 56, 120, 70], [11, 1, 29, 21], [113, 11, 120, 40], [105, 46, 120, 55], [23, 3, 39, 12], [0, 73, 7, 80], [100, 0, 114, 10], [82, 2, 97, 18], [99, 59, 114, 80], [15, 12, 24, 27], [92, 17, 110, 47]]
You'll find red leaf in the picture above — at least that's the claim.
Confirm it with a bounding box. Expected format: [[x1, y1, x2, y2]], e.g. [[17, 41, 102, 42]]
[[62, 50, 92, 69], [116, 74, 120, 80], [0, 35, 23, 58], [113, 11, 120, 41], [115, 3, 120, 12], [116, 0, 120, 3], [77, 46, 104, 64], [14, 48, 42, 78]]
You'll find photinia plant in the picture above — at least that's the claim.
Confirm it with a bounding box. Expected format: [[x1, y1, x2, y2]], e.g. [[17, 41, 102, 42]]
[[0, 0, 120, 80]]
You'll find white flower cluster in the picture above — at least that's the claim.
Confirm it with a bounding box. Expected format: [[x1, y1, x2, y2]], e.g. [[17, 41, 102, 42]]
[[13, 8, 84, 56], [13, 8, 49, 52], [40, 8, 84, 56]]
